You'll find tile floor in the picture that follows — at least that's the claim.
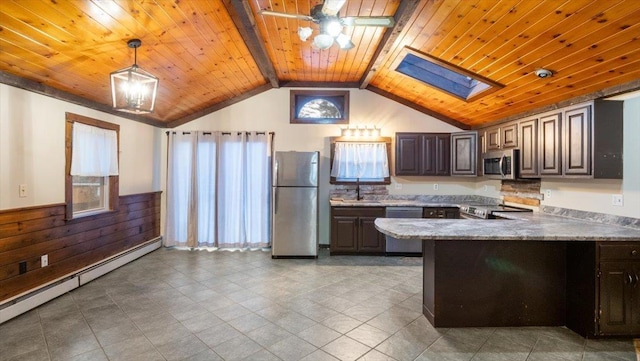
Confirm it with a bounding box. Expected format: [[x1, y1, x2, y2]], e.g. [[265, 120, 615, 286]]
[[1, 248, 637, 361]]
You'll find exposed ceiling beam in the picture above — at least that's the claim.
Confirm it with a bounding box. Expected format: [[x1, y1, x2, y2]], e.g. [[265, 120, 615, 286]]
[[359, 0, 421, 89], [225, 0, 280, 89], [0, 71, 165, 128], [366, 85, 471, 130], [280, 81, 361, 88], [166, 83, 273, 128]]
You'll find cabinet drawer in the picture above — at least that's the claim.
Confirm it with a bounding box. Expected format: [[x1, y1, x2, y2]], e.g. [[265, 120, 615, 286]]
[[332, 207, 385, 217], [599, 244, 640, 261]]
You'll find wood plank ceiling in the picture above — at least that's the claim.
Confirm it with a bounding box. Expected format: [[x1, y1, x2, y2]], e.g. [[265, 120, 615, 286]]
[[1, 0, 639, 128]]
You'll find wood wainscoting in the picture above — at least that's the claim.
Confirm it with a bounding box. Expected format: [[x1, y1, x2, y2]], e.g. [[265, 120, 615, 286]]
[[0, 192, 161, 302]]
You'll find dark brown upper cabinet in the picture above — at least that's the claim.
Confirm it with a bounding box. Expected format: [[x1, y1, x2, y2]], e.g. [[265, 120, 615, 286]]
[[395, 133, 450, 176], [539, 113, 563, 176], [518, 117, 539, 178], [500, 99, 623, 179], [563, 105, 592, 176], [451, 131, 478, 176], [485, 123, 518, 151]]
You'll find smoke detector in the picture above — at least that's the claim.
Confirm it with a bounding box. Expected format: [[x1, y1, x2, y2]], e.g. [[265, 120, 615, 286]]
[[534, 68, 553, 78]]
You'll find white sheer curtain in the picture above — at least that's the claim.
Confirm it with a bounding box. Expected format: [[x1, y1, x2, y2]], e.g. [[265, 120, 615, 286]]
[[244, 133, 271, 248], [218, 132, 245, 248], [165, 131, 271, 249], [165, 132, 198, 247], [70, 122, 119, 176], [331, 142, 389, 180]]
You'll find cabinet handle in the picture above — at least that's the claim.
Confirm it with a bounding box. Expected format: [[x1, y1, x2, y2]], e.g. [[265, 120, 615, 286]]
[[632, 250, 638, 256], [626, 272, 633, 285], [634, 273, 639, 287]]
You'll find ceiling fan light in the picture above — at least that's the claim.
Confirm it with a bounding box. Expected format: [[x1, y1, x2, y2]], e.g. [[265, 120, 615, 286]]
[[325, 19, 343, 37], [313, 34, 334, 49], [335, 33, 354, 50], [298, 27, 313, 42]]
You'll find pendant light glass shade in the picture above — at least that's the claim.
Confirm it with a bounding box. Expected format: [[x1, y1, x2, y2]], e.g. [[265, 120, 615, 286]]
[[110, 39, 159, 114]]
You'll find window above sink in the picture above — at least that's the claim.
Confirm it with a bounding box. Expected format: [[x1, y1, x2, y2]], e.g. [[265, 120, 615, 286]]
[[329, 136, 392, 185]]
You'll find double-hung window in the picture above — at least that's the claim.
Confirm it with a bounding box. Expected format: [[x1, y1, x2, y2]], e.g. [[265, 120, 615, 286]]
[[65, 113, 120, 219]]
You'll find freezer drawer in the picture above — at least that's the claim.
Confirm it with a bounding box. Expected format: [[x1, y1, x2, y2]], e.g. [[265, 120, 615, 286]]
[[272, 186, 318, 257]]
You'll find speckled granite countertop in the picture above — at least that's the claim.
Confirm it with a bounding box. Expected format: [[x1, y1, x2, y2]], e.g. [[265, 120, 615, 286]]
[[375, 212, 640, 241], [329, 199, 464, 207]]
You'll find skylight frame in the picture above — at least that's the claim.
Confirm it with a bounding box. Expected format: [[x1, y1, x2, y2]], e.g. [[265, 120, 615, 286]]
[[392, 47, 504, 103]]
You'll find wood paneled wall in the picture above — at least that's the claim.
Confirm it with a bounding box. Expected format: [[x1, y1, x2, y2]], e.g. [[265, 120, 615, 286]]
[[0, 192, 161, 302]]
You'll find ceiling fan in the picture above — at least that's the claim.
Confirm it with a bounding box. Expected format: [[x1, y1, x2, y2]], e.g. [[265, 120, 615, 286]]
[[258, 0, 395, 50]]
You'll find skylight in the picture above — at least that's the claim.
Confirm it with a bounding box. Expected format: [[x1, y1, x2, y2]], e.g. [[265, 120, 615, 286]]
[[394, 48, 502, 102]]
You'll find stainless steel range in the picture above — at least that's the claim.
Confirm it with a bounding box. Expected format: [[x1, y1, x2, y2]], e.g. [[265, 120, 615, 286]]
[[459, 204, 532, 219]]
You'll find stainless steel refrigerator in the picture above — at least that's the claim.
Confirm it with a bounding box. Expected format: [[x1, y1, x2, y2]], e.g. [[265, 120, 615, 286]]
[[272, 151, 319, 258]]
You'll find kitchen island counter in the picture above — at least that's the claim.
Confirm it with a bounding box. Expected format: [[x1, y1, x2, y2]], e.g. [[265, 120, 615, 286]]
[[374, 211, 640, 241], [374, 212, 640, 337]]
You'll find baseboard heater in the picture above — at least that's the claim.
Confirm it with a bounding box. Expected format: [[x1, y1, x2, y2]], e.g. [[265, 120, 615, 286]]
[[0, 237, 162, 324]]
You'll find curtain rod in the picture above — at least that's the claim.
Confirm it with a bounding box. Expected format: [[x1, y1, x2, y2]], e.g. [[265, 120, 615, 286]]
[[165, 131, 274, 136]]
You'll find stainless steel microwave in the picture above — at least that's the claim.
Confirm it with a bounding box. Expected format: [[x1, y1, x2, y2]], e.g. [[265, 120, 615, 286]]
[[483, 149, 519, 179]]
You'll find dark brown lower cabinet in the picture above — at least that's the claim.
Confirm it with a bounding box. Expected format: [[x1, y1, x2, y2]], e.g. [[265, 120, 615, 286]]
[[599, 262, 640, 335], [567, 241, 640, 338], [423, 207, 459, 219], [330, 207, 385, 255]]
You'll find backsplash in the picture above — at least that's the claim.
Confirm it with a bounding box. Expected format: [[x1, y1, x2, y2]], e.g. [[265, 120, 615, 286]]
[[329, 184, 389, 200], [542, 205, 640, 230], [500, 179, 543, 206]]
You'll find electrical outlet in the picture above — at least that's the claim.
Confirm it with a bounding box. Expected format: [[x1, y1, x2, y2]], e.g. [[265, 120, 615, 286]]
[[612, 194, 624, 206], [483, 185, 488, 192], [19, 184, 27, 198], [433, 183, 439, 191], [41, 254, 48, 267], [394, 182, 402, 190], [545, 190, 552, 199]]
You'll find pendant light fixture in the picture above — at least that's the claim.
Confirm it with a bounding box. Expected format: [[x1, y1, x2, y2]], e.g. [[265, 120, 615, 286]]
[[110, 39, 159, 114]]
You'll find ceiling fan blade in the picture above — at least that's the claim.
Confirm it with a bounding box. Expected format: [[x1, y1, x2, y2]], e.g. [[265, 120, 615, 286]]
[[321, 0, 347, 16], [258, 10, 314, 22], [341, 16, 395, 27]]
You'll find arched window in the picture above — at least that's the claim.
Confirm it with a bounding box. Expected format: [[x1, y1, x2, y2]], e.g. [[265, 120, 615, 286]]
[[290, 90, 349, 124]]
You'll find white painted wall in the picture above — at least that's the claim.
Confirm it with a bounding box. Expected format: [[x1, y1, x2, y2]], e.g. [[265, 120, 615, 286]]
[[174, 88, 476, 244], [0, 84, 162, 211]]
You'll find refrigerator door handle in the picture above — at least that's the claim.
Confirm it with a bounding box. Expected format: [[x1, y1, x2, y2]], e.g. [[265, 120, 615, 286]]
[[274, 187, 279, 214], [273, 159, 279, 187]]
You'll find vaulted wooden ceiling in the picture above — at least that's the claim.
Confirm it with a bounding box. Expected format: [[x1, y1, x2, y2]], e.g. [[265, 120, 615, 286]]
[[1, 0, 639, 129]]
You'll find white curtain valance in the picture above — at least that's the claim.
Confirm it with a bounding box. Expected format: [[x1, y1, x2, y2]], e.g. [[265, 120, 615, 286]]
[[70, 122, 119, 176], [330, 142, 389, 180]]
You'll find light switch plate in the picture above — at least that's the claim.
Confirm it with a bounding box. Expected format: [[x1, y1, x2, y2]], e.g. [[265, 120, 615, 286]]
[[612, 194, 624, 206]]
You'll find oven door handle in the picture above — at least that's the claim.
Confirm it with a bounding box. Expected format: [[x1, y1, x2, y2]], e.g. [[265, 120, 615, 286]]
[[499, 155, 506, 178]]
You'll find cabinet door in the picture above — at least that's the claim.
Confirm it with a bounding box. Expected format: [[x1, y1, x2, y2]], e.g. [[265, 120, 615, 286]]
[[330, 216, 358, 253], [395, 133, 422, 175], [422, 134, 437, 176], [451, 132, 477, 176], [358, 217, 385, 253], [436, 135, 451, 176], [539, 113, 562, 176], [519, 118, 539, 177], [501, 123, 518, 149], [423, 134, 451, 176], [599, 262, 635, 335], [485, 128, 501, 150], [563, 105, 592, 176]]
